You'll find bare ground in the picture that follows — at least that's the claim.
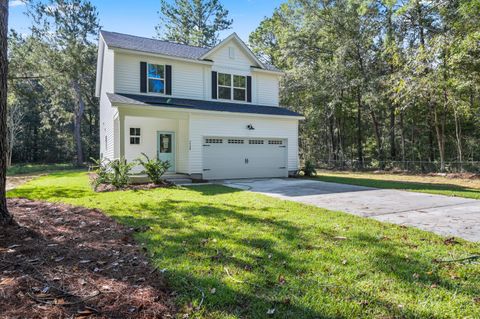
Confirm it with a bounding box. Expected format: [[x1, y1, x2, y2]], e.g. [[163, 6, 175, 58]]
[[6, 173, 45, 191], [0, 198, 175, 319]]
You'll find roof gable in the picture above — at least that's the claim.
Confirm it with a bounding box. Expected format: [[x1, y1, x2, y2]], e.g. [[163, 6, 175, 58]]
[[201, 33, 264, 68]]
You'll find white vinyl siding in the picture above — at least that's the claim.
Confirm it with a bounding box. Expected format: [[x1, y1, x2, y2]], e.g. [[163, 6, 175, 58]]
[[99, 47, 115, 160], [255, 72, 280, 106], [209, 41, 254, 71], [114, 52, 205, 100], [188, 113, 299, 175]]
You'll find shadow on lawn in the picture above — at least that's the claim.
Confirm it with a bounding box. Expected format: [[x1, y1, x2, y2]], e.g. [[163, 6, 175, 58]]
[[314, 175, 480, 198], [113, 198, 479, 318], [185, 184, 243, 196], [8, 186, 93, 200]]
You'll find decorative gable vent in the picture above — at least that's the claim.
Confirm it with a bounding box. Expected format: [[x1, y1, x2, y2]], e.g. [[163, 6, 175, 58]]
[[229, 47, 235, 59]]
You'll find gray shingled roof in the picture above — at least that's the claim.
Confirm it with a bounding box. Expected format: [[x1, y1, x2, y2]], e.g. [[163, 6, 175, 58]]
[[107, 93, 302, 117], [100, 30, 282, 72]]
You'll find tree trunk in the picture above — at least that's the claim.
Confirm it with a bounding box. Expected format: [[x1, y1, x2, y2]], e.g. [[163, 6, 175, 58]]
[[389, 103, 396, 160], [370, 108, 384, 169], [0, 0, 12, 226], [72, 79, 85, 166], [399, 110, 406, 169], [432, 100, 446, 172], [453, 108, 463, 171], [356, 89, 363, 169]]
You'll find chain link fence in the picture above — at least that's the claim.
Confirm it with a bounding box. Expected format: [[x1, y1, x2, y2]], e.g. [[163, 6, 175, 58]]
[[313, 159, 480, 173]]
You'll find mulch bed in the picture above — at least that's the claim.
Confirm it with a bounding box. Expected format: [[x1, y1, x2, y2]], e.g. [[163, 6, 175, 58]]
[[0, 198, 175, 319], [94, 182, 174, 193]]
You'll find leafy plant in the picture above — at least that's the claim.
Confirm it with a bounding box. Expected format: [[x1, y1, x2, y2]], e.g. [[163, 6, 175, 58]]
[[90, 157, 134, 190], [302, 160, 317, 177], [136, 153, 171, 185], [109, 158, 135, 189], [90, 158, 110, 191]]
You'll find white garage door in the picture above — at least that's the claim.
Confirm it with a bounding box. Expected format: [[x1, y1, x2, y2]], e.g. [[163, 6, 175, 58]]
[[202, 137, 288, 180]]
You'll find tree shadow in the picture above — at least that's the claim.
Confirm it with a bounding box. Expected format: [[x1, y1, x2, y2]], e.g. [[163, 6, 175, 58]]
[[7, 186, 93, 200]]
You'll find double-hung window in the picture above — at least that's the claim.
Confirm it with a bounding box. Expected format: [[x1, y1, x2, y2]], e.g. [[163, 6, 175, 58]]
[[218, 73, 247, 102], [147, 64, 165, 94], [130, 128, 141, 145]]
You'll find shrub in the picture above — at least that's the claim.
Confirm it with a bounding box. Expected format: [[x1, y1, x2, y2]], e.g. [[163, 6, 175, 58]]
[[109, 157, 135, 189], [90, 157, 134, 190], [90, 158, 110, 191], [303, 159, 317, 177], [136, 153, 171, 185]]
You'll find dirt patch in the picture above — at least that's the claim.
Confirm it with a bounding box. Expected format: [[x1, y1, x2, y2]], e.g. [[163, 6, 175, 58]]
[[6, 173, 44, 191], [0, 198, 175, 319]]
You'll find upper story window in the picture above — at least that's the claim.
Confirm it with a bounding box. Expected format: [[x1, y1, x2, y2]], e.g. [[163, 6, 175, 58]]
[[148, 64, 165, 94], [218, 73, 246, 102]]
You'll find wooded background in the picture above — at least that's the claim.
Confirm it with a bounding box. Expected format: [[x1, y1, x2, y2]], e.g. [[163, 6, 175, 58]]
[[8, 0, 480, 172]]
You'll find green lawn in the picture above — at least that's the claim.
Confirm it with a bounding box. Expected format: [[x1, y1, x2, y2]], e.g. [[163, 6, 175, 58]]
[[7, 163, 80, 176], [7, 171, 480, 318], [313, 171, 480, 200]]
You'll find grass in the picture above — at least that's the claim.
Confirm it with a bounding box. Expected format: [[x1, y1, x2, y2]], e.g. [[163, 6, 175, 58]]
[[7, 171, 480, 318], [314, 170, 480, 200], [6, 163, 80, 176]]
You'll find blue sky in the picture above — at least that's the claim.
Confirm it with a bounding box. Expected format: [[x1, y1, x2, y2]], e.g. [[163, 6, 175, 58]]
[[9, 0, 283, 42]]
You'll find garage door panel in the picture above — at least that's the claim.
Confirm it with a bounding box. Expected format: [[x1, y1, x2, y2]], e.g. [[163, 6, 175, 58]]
[[202, 137, 287, 180]]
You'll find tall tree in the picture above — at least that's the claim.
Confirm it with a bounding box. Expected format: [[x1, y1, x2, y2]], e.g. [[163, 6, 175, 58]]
[[156, 0, 233, 47], [28, 0, 99, 166], [0, 0, 12, 225], [250, 0, 480, 172]]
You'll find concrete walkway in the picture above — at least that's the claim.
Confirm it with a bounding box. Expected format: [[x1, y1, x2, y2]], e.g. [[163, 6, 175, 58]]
[[222, 178, 480, 242]]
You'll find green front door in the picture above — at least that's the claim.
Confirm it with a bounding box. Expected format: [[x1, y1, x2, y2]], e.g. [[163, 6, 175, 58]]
[[157, 132, 175, 172]]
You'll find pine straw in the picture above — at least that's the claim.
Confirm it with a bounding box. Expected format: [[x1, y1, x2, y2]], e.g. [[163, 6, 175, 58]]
[[0, 198, 175, 319]]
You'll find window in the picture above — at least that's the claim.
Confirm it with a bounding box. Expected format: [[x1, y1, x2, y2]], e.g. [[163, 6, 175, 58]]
[[130, 128, 141, 144], [228, 139, 244, 144], [268, 140, 283, 145], [249, 139, 264, 145], [218, 73, 231, 100], [205, 138, 223, 144], [218, 73, 247, 101], [147, 64, 165, 94]]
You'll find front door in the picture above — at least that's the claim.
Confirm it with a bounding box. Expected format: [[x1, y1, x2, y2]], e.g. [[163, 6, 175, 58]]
[[157, 132, 175, 172]]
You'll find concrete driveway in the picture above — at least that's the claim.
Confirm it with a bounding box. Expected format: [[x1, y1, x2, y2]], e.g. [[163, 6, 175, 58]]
[[222, 178, 480, 242]]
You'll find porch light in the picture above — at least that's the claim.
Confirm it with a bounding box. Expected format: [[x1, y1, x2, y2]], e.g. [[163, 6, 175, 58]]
[[247, 124, 255, 130]]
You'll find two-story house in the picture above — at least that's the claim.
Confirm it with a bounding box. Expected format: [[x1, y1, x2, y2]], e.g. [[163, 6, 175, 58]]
[[95, 30, 303, 180]]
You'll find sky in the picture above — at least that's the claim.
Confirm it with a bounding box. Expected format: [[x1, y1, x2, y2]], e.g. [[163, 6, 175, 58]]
[[9, 0, 283, 42]]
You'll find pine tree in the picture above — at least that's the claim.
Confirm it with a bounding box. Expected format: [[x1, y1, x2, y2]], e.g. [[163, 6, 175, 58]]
[[0, 0, 12, 226], [156, 0, 233, 47]]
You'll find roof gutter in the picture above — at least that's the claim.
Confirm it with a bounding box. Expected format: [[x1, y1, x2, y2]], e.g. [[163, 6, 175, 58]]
[[112, 102, 304, 120]]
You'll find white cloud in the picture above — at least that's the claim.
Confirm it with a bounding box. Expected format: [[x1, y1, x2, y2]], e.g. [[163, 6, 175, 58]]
[[9, 0, 26, 8]]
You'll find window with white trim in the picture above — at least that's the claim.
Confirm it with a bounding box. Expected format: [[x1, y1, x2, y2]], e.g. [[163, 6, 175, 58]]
[[147, 64, 165, 94], [228, 139, 244, 144], [218, 73, 247, 101], [206, 138, 223, 144], [268, 140, 283, 145], [130, 128, 141, 145]]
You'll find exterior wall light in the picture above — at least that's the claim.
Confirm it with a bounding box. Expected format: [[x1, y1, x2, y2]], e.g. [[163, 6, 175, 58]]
[[247, 124, 255, 130]]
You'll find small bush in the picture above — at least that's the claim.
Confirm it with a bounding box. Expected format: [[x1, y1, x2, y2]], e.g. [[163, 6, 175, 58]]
[[302, 160, 317, 177], [90, 158, 110, 191], [109, 158, 135, 189], [136, 153, 171, 185], [90, 157, 134, 190]]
